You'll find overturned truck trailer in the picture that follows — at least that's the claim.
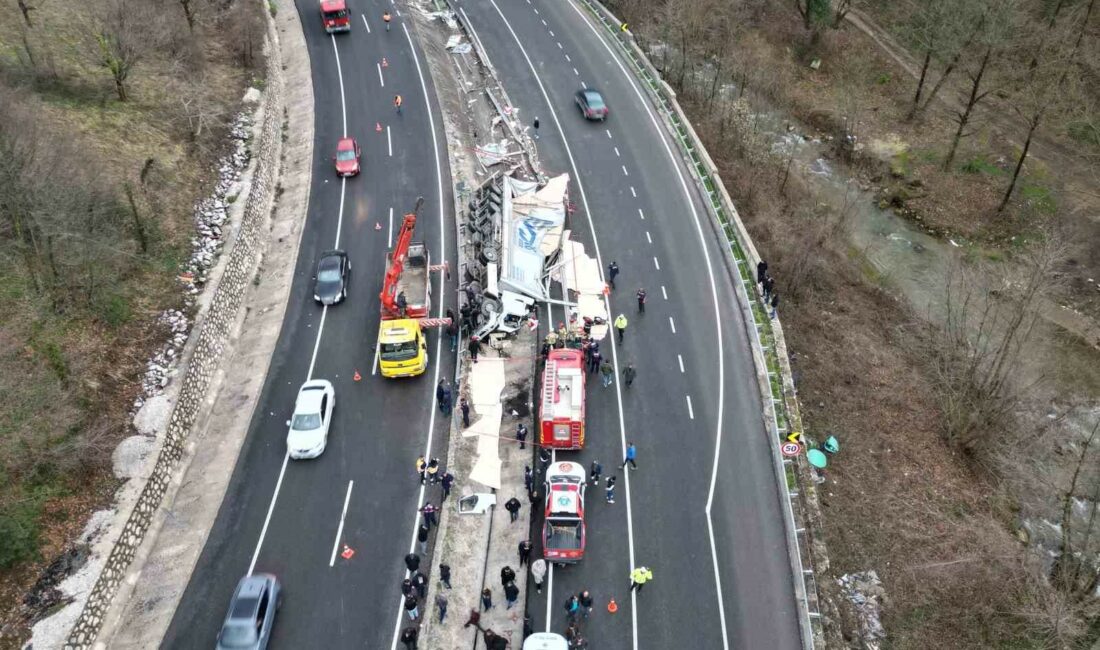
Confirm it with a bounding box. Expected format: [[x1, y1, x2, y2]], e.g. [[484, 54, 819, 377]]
[[461, 173, 569, 340]]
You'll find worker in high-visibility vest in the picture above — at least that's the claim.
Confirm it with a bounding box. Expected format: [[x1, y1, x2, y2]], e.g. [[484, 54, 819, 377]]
[[629, 566, 653, 592], [383, 10, 392, 30]]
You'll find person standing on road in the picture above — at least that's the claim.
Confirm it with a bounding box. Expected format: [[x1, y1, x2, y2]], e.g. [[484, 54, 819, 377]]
[[539, 447, 551, 471], [401, 578, 415, 599], [460, 397, 470, 428], [528, 487, 539, 508], [607, 261, 620, 290], [481, 587, 493, 610], [578, 590, 594, 619], [516, 422, 528, 449], [446, 308, 458, 351], [383, 10, 392, 31], [599, 359, 613, 388], [394, 94, 403, 113], [629, 566, 654, 592], [436, 593, 449, 623], [413, 570, 428, 599], [614, 313, 628, 344], [504, 497, 521, 523], [405, 553, 420, 573], [404, 594, 419, 620], [524, 465, 533, 492], [420, 502, 439, 529], [636, 288, 647, 312], [622, 363, 637, 388], [622, 442, 637, 470], [400, 626, 418, 650], [416, 457, 427, 484], [436, 380, 451, 416], [505, 581, 520, 609], [439, 562, 452, 589], [563, 593, 580, 621], [519, 539, 533, 566], [501, 565, 516, 587], [531, 558, 547, 593], [605, 475, 617, 503], [418, 522, 430, 554], [588, 349, 602, 375], [468, 335, 482, 363], [565, 622, 580, 642], [590, 459, 602, 485], [532, 117, 540, 140], [440, 471, 454, 500], [427, 458, 440, 484]]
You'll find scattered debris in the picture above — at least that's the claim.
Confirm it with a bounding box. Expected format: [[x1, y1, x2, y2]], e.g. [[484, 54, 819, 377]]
[[837, 571, 887, 647]]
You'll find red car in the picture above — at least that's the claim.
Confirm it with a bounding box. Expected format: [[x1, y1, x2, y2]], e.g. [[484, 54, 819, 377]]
[[320, 0, 351, 33], [542, 461, 586, 564], [333, 138, 361, 177]]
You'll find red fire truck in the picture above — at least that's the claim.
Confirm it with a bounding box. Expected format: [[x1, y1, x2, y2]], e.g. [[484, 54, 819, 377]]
[[320, 0, 351, 33], [539, 349, 585, 449]]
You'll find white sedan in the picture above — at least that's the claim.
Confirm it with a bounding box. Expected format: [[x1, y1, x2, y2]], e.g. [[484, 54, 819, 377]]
[[286, 379, 335, 459]]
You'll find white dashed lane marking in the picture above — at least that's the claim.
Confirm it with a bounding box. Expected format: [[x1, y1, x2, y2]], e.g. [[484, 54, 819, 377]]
[[630, 186, 636, 197], [686, 395, 695, 419], [661, 285, 668, 299], [621, 165, 628, 176], [669, 315, 676, 332], [653, 256, 660, 270], [638, 208, 644, 220], [614, 146, 621, 157], [645, 231, 651, 244]]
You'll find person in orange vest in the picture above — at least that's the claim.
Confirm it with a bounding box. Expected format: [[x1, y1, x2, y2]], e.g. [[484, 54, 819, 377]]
[[383, 10, 392, 30], [394, 94, 403, 113]]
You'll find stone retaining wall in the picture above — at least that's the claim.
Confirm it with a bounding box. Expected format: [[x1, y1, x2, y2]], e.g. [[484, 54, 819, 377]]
[[62, 9, 287, 649]]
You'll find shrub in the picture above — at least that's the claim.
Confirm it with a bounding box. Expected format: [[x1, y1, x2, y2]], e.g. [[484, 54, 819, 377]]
[[0, 499, 43, 569]]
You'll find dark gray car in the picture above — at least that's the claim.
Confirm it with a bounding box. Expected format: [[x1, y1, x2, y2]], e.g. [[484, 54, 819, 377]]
[[313, 250, 350, 305], [216, 574, 281, 650]]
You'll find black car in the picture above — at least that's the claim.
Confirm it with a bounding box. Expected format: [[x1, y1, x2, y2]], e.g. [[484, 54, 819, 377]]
[[313, 250, 350, 305], [575, 89, 608, 121]]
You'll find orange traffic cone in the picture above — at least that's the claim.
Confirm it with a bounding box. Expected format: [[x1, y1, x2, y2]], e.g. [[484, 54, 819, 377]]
[[607, 598, 618, 613], [376, 122, 382, 132], [353, 369, 362, 382], [381, 57, 389, 68], [341, 545, 355, 560]]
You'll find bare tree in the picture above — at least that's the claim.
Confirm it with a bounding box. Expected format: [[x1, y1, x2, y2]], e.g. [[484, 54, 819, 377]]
[[901, 0, 985, 120], [17, 0, 35, 26], [178, 0, 197, 31], [91, 0, 148, 102]]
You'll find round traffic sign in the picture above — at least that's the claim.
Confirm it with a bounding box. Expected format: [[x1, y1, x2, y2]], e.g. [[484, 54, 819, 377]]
[[781, 442, 802, 457]]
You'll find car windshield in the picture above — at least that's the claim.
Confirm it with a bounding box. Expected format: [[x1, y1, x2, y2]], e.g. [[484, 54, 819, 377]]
[[318, 266, 342, 282], [336, 149, 356, 161], [584, 93, 605, 109], [380, 340, 418, 361], [545, 519, 582, 549], [291, 412, 321, 430], [323, 9, 348, 19], [220, 622, 258, 647]]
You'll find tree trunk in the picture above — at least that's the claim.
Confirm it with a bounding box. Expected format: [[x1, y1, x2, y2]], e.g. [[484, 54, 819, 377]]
[[17, 0, 34, 27], [114, 75, 127, 102], [997, 114, 1039, 213], [124, 182, 148, 253], [180, 0, 195, 31], [918, 18, 983, 115], [942, 47, 991, 171], [907, 50, 932, 121]]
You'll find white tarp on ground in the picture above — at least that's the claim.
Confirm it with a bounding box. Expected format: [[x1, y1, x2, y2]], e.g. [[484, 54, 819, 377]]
[[500, 174, 568, 300], [465, 358, 506, 489], [553, 231, 609, 338]]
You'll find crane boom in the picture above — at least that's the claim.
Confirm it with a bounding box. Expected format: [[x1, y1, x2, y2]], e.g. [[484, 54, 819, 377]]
[[380, 197, 424, 319]]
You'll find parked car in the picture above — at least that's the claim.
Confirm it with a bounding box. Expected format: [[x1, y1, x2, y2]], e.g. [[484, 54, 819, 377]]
[[313, 250, 350, 305], [286, 380, 335, 459], [542, 461, 586, 563], [216, 574, 281, 650], [333, 137, 361, 176], [574, 89, 608, 121]]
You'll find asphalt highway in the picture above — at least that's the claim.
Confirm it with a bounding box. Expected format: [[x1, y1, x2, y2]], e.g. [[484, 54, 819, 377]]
[[455, 0, 802, 647], [163, 2, 455, 647]]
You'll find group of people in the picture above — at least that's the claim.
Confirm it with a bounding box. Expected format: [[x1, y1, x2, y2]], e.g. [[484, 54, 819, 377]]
[[756, 259, 780, 318], [398, 552, 452, 648]]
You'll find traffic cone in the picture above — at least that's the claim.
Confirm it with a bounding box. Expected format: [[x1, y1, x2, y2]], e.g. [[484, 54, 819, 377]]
[[607, 598, 618, 613], [341, 545, 355, 560], [376, 122, 382, 132], [382, 57, 388, 68], [353, 369, 361, 382], [375, 222, 382, 230]]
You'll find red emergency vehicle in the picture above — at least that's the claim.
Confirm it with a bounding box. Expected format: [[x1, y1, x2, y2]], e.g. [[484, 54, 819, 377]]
[[320, 0, 351, 33], [539, 349, 585, 449]]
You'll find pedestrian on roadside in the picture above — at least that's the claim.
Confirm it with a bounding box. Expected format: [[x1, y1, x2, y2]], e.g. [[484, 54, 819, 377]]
[[516, 422, 528, 449], [401, 578, 415, 599], [524, 465, 533, 492], [405, 594, 419, 620], [614, 313, 628, 344], [607, 261, 620, 290], [505, 497, 521, 523], [405, 553, 420, 573], [636, 288, 647, 312], [440, 471, 454, 499], [460, 397, 470, 428], [468, 336, 482, 363], [446, 309, 458, 351], [400, 626, 418, 650], [439, 562, 452, 589], [770, 292, 780, 319], [505, 581, 520, 609], [756, 259, 768, 285], [563, 594, 580, 621], [420, 503, 439, 529], [532, 117, 540, 140], [463, 609, 481, 629], [416, 456, 428, 484], [436, 593, 449, 622], [622, 363, 637, 387], [605, 475, 617, 503], [629, 566, 654, 592], [578, 590, 593, 619], [427, 458, 440, 484], [539, 447, 551, 471], [588, 349, 602, 374], [763, 275, 775, 302], [600, 360, 613, 387], [622, 442, 637, 470], [413, 571, 428, 599], [481, 587, 493, 610], [501, 565, 516, 587], [418, 522, 430, 554], [590, 459, 602, 485], [531, 558, 547, 593], [439, 382, 452, 417], [519, 539, 533, 566], [527, 488, 539, 507]]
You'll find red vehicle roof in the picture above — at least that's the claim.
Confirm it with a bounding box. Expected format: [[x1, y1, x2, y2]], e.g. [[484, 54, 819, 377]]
[[320, 0, 346, 12]]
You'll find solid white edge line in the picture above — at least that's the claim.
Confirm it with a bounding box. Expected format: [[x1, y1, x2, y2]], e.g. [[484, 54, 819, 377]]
[[361, 13, 371, 33], [388, 22, 449, 650], [328, 480, 355, 566], [568, 1, 730, 646], [486, 1, 638, 644], [250, 31, 352, 577]]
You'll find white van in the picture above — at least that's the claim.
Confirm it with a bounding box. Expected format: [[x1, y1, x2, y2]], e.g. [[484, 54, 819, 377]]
[[523, 632, 569, 650]]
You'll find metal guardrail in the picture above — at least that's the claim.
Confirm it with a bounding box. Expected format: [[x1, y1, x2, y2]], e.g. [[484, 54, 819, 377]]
[[573, 0, 825, 647]]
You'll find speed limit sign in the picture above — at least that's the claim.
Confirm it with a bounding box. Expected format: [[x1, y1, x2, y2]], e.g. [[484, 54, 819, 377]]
[[781, 441, 802, 457]]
